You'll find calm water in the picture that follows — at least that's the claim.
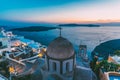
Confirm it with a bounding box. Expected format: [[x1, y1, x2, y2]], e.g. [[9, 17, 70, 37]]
[[12, 26, 120, 57]]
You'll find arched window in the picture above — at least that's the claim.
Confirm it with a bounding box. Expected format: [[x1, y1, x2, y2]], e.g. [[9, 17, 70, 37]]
[[53, 62, 56, 71], [66, 62, 69, 72]]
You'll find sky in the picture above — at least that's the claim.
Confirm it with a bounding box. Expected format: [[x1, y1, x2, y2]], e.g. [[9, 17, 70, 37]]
[[0, 0, 120, 24]]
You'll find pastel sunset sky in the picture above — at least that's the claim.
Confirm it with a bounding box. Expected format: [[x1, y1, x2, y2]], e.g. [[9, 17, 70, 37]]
[[0, 0, 120, 23]]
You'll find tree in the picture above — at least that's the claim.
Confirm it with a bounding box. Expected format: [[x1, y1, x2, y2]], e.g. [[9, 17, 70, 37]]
[[0, 60, 10, 77], [114, 50, 120, 56], [13, 74, 32, 80]]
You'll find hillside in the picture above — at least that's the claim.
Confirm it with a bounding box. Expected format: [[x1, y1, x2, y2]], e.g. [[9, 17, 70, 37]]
[[91, 39, 120, 59]]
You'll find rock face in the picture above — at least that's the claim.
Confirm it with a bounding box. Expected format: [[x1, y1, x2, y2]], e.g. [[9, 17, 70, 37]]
[[92, 39, 120, 59]]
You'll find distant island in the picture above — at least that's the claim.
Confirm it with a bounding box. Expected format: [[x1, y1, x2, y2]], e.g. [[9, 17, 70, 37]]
[[58, 23, 100, 27], [11, 26, 57, 32]]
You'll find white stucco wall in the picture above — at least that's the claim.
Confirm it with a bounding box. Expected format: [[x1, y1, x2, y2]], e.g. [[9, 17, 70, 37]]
[[63, 59, 73, 74], [0, 38, 8, 47], [45, 56, 48, 70], [49, 59, 60, 74]]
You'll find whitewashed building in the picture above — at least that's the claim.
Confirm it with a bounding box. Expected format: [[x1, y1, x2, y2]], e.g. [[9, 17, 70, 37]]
[[0, 31, 10, 56]]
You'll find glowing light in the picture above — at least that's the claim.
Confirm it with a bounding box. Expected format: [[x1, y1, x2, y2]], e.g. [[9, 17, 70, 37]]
[[11, 48, 15, 51], [96, 61, 99, 65], [14, 42, 21, 46], [43, 48, 47, 52], [9, 66, 15, 73], [22, 43, 27, 46], [32, 49, 36, 52], [38, 53, 43, 58]]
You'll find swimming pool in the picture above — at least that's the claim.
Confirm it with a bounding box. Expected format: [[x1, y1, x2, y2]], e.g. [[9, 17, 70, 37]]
[[109, 75, 120, 80]]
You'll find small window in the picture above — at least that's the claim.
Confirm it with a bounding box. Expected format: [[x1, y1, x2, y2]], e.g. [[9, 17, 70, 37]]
[[53, 62, 56, 71]]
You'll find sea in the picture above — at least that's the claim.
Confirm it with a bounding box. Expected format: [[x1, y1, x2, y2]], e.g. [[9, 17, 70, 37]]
[[6, 26, 120, 58]]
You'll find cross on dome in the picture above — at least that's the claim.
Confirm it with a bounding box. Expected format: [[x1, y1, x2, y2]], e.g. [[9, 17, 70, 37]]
[[58, 27, 62, 37]]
